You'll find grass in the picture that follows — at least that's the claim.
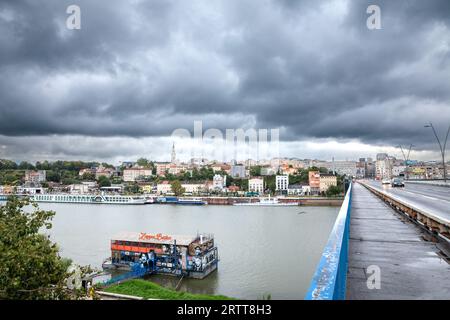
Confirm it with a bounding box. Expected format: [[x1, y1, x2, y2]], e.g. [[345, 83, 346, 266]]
[[103, 279, 235, 300]]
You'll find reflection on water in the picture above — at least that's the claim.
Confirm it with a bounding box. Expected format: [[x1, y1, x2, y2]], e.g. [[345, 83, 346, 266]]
[[40, 203, 338, 299]]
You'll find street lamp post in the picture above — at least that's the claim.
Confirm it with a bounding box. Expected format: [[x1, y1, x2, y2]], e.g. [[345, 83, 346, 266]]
[[424, 123, 450, 182], [396, 144, 414, 180]]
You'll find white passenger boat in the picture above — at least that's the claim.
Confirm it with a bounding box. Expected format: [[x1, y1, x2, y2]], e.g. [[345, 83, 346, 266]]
[[233, 196, 298, 206], [30, 193, 146, 205]]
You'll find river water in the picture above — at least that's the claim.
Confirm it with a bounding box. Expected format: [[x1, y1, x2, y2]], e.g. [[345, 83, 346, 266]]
[[39, 203, 338, 299]]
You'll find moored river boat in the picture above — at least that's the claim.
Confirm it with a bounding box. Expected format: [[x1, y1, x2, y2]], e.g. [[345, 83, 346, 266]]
[[102, 232, 218, 279]]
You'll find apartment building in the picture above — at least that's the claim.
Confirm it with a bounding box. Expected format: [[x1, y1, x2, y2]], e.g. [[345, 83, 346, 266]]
[[248, 178, 264, 194]]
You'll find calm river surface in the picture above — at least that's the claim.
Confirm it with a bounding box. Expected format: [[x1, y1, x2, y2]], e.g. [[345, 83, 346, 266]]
[[39, 203, 339, 299]]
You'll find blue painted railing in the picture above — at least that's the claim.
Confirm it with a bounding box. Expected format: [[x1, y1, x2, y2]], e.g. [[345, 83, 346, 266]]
[[305, 183, 353, 300]]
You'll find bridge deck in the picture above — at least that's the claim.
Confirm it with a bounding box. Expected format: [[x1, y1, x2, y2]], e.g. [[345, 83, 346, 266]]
[[346, 183, 450, 300]]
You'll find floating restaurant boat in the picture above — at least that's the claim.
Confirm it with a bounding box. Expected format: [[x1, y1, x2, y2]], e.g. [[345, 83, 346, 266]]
[[233, 196, 298, 206], [30, 193, 146, 205], [102, 232, 219, 279]]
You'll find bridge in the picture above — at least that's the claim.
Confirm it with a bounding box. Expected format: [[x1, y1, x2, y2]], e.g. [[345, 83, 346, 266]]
[[306, 180, 450, 300]]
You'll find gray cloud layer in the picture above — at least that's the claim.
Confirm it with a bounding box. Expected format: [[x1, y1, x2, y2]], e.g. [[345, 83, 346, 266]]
[[0, 0, 449, 160]]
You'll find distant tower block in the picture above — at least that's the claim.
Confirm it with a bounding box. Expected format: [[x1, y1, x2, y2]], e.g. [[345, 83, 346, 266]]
[[171, 142, 177, 164]]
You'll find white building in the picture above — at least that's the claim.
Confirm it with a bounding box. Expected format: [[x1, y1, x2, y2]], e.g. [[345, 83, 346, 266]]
[[248, 178, 264, 194], [156, 181, 172, 194], [275, 175, 289, 192], [181, 183, 205, 194], [123, 168, 153, 182], [376, 154, 393, 179], [70, 184, 89, 194], [24, 170, 46, 184], [16, 186, 46, 194], [319, 174, 338, 193], [325, 161, 358, 177], [288, 185, 310, 196], [212, 174, 226, 191], [70, 181, 98, 194]]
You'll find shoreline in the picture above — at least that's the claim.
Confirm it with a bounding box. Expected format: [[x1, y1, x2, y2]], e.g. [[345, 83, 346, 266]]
[[1, 194, 344, 207]]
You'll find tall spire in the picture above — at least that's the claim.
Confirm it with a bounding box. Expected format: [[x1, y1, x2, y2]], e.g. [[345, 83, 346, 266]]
[[171, 142, 176, 164]]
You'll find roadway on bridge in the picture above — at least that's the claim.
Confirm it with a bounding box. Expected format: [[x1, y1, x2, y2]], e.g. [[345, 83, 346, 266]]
[[363, 180, 450, 225], [347, 183, 450, 300]]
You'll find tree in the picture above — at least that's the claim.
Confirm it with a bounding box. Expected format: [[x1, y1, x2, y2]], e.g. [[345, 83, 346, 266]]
[[18, 161, 35, 170], [319, 167, 329, 174], [250, 166, 261, 177], [326, 185, 342, 197], [264, 175, 276, 194], [171, 180, 185, 196], [0, 159, 18, 170], [136, 158, 150, 168], [97, 176, 111, 188], [0, 171, 24, 185], [81, 172, 95, 181], [124, 183, 141, 194], [61, 177, 79, 185], [0, 197, 91, 299]]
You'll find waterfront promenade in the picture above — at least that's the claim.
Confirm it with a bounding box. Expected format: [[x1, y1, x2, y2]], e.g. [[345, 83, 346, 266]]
[[346, 183, 450, 299]]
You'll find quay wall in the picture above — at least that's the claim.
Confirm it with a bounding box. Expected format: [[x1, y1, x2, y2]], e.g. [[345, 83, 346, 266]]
[[202, 197, 343, 206]]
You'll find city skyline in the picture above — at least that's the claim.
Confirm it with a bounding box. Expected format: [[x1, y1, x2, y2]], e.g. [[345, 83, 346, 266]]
[[0, 136, 448, 165]]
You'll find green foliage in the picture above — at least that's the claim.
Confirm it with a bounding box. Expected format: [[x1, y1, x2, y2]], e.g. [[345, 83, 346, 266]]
[[250, 166, 261, 177], [136, 158, 151, 168], [105, 279, 234, 300], [97, 176, 111, 187], [124, 183, 141, 194], [61, 178, 79, 185], [0, 159, 116, 186], [288, 167, 330, 185], [191, 167, 215, 181], [289, 173, 307, 185], [0, 197, 91, 299], [0, 170, 24, 185], [227, 177, 248, 192], [81, 172, 95, 181], [264, 175, 276, 194], [18, 161, 35, 170], [326, 185, 342, 197], [171, 180, 185, 196], [0, 159, 18, 170], [110, 177, 124, 185], [45, 170, 61, 183]]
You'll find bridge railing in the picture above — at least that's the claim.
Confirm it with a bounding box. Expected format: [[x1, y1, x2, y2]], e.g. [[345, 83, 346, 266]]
[[305, 182, 353, 300]]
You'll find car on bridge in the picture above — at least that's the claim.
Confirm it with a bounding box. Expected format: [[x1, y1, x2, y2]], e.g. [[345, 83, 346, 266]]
[[391, 178, 405, 188]]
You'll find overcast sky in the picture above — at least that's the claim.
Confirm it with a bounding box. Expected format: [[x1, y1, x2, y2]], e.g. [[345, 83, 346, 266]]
[[0, 0, 449, 164]]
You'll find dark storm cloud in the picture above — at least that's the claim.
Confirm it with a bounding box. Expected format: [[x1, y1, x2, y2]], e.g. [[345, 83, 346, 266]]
[[0, 0, 449, 153]]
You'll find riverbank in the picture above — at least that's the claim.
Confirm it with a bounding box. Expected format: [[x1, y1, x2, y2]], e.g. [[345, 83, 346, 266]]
[[203, 196, 343, 206], [0, 194, 344, 206], [103, 279, 234, 300]]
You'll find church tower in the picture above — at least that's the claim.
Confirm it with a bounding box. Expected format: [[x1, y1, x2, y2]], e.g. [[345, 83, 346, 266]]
[[171, 142, 176, 164]]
